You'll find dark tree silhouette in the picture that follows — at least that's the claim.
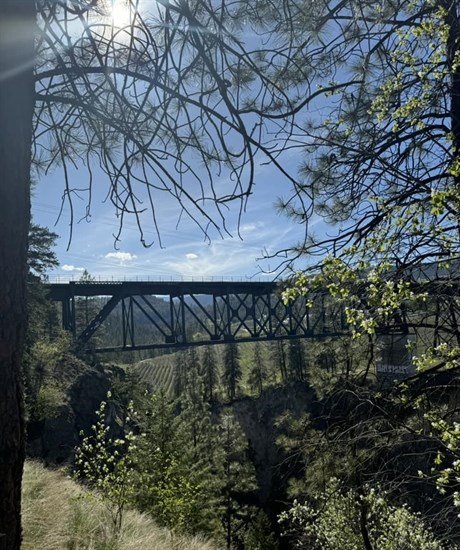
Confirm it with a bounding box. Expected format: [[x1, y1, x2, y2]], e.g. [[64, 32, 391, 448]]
[[201, 345, 218, 403], [27, 223, 59, 277], [222, 343, 241, 402], [248, 341, 267, 395], [0, 2, 36, 547]]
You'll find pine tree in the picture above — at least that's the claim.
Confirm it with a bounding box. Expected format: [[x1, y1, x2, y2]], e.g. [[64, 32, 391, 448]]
[[27, 223, 59, 277], [173, 351, 187, 400], [174, 374, 222, 536], [271, 340, 288, 383], [201, 345, 219, 403], [133, 391, 200, 533], [248, 342, 267, 396], [24, 223, 61, 418], [180, 347, 207, 451], [215, 413, 258, 550], [186, 348, 201, 399], [222, 343, 242, 402], [26, 223, 59, 345], [288, 340, 305, 381]]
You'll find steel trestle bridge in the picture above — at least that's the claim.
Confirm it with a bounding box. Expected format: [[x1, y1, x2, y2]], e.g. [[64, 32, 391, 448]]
[[46, 280, 347, 353]]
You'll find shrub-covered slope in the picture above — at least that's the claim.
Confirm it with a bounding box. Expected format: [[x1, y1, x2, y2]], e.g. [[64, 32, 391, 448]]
[[22, 460, 219, 550]]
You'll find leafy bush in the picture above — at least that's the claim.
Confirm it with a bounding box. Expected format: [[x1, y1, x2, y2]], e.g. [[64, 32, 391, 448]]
[[32, 383, 65, 421], [280, 478, 451, 550], [74, 393, 138, 536]]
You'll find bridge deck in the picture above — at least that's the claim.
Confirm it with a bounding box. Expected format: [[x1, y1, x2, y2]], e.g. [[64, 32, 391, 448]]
[[46, 280, 278, 299]]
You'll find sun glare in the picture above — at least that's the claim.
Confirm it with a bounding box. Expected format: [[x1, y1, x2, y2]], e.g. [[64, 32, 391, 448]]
[[110, 1, 132, 28]]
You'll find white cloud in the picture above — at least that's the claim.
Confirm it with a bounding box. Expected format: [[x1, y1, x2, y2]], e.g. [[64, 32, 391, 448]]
[[164, 241, 257, 277], [240, 223, 257, 232], [156, 219, 299, 278], [240, 222, 264, 235], [61, 264, 85, 272], [105, 251, 137, 263]]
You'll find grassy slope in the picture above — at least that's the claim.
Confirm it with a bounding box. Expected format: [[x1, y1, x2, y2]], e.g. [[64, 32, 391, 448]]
[[22, 460, 219, 550]]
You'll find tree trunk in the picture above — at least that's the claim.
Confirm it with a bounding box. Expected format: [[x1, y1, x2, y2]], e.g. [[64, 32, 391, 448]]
[[0, 2, 35, 548]]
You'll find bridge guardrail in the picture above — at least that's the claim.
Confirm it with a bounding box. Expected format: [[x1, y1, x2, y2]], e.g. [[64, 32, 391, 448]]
[[44, 275, 273, 284]]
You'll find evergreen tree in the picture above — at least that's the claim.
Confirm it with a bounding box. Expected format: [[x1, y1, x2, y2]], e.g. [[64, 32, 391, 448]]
[[243, 510, 279, 550], [173, 350, 187, 400], [180, 347, 207, 451], [133, 391, 201, 533], [186, 348, 201, 398], [24, 223, 61, 417], [201, 345, 219, 403], [215, 413, 258, 550], [248, 342, 267, 396], [222, 343, 242, 402], [288, 340, 305, 381], [78, 269, 95, 283], [26, 223, 59, 345], [271, 340, 288, 383], [174, 373, 223, 535], [27, 223, 59, 278]]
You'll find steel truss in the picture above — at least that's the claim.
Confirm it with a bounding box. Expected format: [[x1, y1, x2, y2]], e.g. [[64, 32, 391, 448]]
[[46, 281, 347, 352]]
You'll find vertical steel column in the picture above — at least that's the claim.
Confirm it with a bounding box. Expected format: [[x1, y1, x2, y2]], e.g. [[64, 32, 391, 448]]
[[122, 297, 127, 347], [61, 299, 71, 331], [267, 292, 273, 337], [129, 297, 134, 346], [69, 282, 76, 336], [122, 297, 135, 348], [169, 294, 175, 343], [169, 294, 181, 343], [180, 293, 186, 344], [225, 291, 232, 340], [251, 293, 257, 337], [211, 294, 219, 340]]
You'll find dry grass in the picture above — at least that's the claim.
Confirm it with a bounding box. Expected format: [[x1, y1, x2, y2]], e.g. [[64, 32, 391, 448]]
[[22, 460, 220, 550]]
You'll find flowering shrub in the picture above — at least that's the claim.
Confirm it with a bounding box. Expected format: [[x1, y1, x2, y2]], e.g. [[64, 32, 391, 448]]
[[74, 392, 140, 536], [279, 478, 449, 550]]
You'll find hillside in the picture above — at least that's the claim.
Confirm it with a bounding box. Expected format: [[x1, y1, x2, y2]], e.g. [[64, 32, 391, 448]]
[[135, 351, 180, 396], [133, 341, 276, 397], [22, 460, 220, 550]]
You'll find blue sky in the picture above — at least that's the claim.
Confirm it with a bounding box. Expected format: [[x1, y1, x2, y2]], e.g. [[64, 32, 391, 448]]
[[32, 154, 322, 281], [31, 1, 330, 282]]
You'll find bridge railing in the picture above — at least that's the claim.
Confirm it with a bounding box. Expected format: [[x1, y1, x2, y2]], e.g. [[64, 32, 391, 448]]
[[45, 274, 273, 284]]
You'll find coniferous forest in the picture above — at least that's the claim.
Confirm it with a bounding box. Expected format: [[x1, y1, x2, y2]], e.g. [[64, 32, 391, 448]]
[[22, 224, 460, 550]]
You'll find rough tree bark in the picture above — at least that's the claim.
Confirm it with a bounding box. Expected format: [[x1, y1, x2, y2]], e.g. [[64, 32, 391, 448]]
[[0, 1, 35, 548]]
